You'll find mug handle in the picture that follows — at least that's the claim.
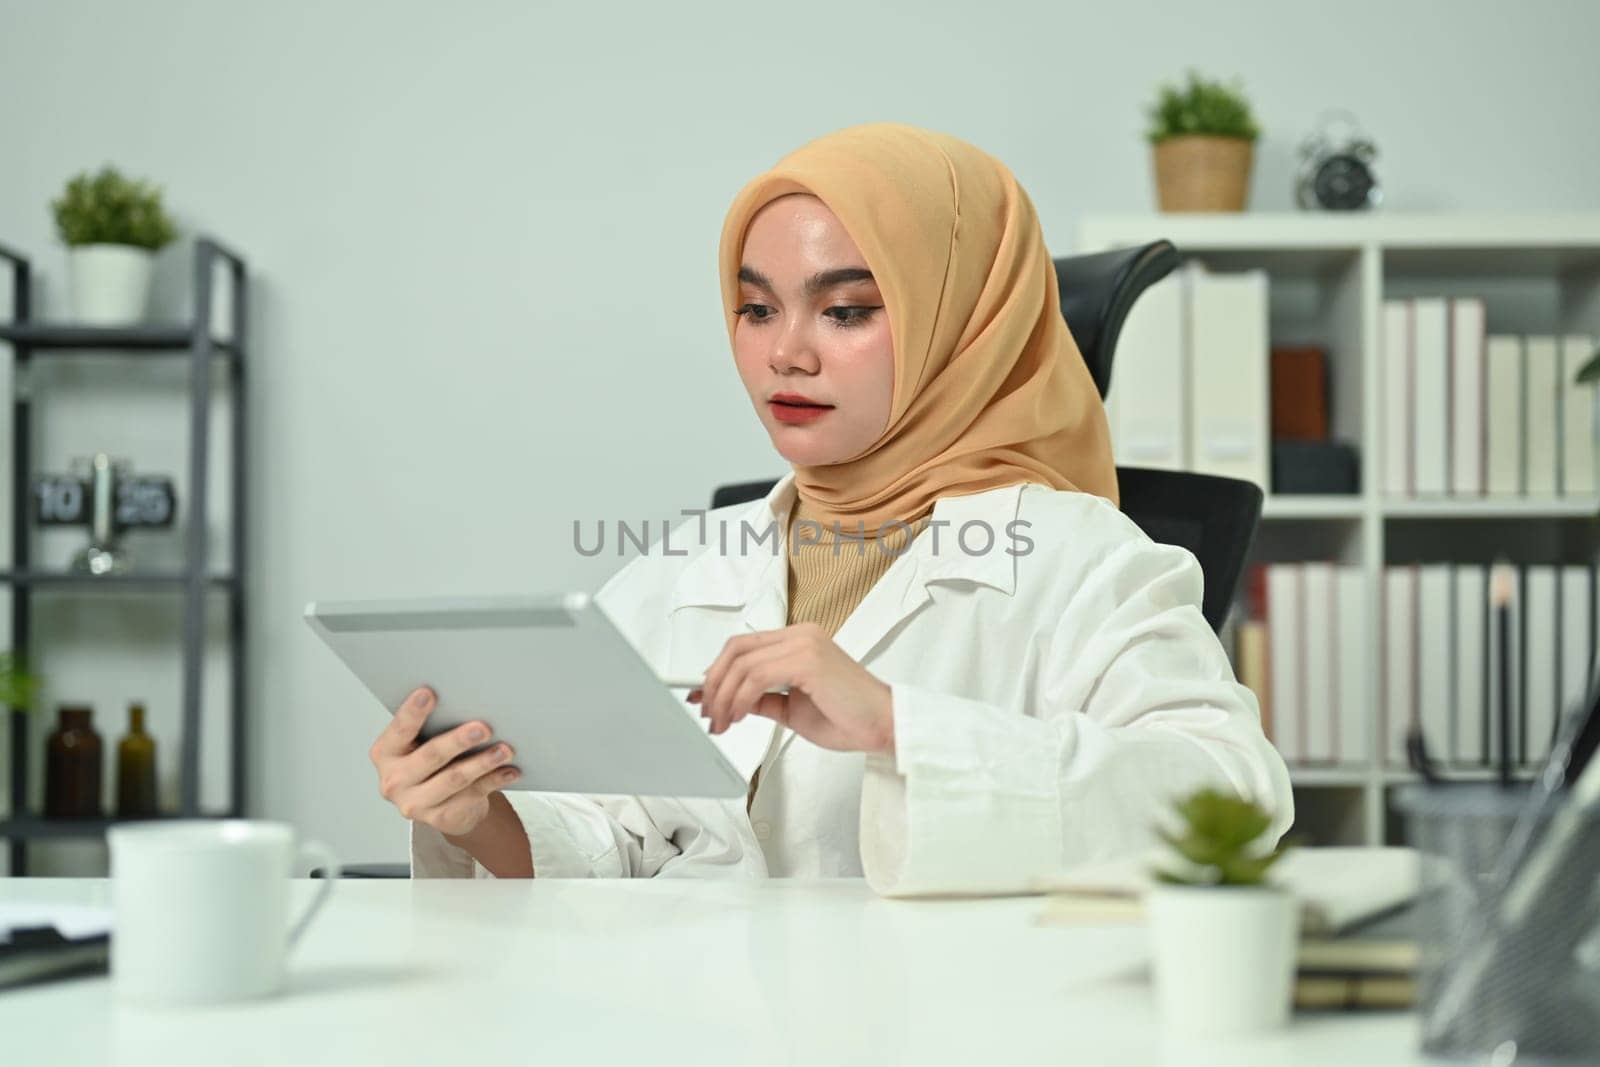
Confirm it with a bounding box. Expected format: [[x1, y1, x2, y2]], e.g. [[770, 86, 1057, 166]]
[[288, 839, 340, 949]]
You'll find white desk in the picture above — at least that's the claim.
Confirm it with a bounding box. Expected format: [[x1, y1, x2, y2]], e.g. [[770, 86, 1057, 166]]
[[1, 878, 1421, 1066]]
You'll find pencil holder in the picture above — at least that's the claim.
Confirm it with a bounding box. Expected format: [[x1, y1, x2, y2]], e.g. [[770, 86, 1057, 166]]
[[1395, 784, 1600, 1062]]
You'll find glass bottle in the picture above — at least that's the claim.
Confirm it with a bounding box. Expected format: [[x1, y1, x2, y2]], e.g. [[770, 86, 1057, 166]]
[[44, 705, 103, 819], [116, 701, 159, 818]]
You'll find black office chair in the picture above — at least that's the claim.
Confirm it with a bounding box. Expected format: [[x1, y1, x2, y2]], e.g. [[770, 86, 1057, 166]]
[[711, 241, 1264, 634], [323, 242, 1258, 879]]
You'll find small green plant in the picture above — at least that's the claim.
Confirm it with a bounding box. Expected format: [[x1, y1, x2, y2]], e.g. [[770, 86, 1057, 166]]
[[51, 165, 178, 251], [1154, 786, 1290, 886], [1576, 347, 1600, 386], [1146, 71, 1260, 144], [0, 650, 39, 710]]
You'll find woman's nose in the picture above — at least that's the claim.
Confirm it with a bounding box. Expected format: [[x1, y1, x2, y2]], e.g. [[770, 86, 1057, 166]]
[[769, 322, 821, 373]]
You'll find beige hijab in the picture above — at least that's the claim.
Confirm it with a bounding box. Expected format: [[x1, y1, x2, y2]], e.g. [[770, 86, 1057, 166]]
[[717, 122, 1119, 536]]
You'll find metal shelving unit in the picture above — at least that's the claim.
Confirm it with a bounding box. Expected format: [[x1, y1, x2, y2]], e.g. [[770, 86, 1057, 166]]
[[0, 237, 248, 874]]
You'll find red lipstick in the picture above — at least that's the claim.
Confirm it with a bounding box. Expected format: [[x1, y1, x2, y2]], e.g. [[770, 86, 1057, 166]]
[[769, 392, 834, 425]]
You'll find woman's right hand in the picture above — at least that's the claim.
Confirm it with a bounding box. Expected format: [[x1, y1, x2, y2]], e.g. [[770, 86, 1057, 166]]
[[369, 686, 522, 839]]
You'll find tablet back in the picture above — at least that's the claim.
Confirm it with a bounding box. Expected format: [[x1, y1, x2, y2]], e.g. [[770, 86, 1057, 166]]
[[304, 592, 746, 798]]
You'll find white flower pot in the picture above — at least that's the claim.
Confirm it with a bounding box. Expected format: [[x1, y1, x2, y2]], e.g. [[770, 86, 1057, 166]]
[[67, 244, 154, 324], [1146, 884, 1299, 1038]]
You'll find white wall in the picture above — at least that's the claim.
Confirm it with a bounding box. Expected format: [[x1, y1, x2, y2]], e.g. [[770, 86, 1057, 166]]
[[2, 0, 1597, 872]]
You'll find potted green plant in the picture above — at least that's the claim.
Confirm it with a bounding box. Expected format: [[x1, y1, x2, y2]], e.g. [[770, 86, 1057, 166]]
[[1576, 346, 1600, 386], [1145, 71, 1261, 212], [51, 165, 178, 324], [1145, 786, 1297, 1037], [0, 650, 39, 709]]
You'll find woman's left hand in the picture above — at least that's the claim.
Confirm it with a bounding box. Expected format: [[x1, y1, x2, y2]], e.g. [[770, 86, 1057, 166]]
[[687, 622, 895, 755]]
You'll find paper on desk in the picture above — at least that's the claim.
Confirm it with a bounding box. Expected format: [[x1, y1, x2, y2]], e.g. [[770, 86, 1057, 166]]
[[1030, 846, 1420, 937], [0, 902, 112, 943]]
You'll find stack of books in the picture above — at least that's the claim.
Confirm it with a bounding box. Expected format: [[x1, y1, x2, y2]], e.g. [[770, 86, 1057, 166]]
[[1226, 562, 1595, 769], [1381, 563, 1592, 769], [1382, 297, 1597, 498]]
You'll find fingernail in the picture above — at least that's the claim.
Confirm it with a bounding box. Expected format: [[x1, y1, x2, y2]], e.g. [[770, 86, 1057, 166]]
[[492, 745, 511, 762], [415, 689, 432, 709], [468, 725, 488, 742]]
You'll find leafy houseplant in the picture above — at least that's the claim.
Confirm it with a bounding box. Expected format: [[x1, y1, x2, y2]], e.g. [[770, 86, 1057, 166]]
[[1575, 347, 1600, 386], [1155, 785, 1290, 885], [1145, 786, 1299, 1038], [51, 165, 178, 324], [0, 650, 39, 710], [1145, 71, 1260, 213]]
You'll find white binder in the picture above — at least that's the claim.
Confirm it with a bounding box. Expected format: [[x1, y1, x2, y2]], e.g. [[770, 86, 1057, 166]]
[[1188, 269, 1269, 490], [1485, 337, 1524, 495], [1382, 301, 1413, 497], [1526, 337, 1561, 496], [1454, 566, 1488, 765], [1411, 299, 1450, 496], [1450, 298, 1486, 496], [1560, 335, 1598, 495], [1383, 566, 1417, 768], [1108, 273, 1187, 470], [1335, 567, 1369, 765]]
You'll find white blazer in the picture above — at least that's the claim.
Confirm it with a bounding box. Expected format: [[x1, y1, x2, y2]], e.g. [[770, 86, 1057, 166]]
[[411, 472, 1294, 896]]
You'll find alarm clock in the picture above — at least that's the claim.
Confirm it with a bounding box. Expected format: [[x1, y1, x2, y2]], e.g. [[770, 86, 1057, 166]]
[[1296, 110, 1381, 211]]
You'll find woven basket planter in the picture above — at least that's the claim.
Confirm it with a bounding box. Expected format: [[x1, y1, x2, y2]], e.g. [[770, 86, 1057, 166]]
[[1152, 135, 1254, 212]]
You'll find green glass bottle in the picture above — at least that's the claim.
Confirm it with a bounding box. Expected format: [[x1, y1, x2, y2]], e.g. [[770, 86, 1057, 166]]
[[115, 701, 159, 818]]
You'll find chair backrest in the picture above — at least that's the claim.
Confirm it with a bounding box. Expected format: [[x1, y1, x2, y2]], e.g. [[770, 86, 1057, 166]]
[[710, 241, 1263, 633], [712, 479, 781, 511], [1112, 467, 1263, 632]]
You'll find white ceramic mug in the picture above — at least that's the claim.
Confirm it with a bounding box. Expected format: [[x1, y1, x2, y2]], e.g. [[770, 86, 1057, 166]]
[[108, 820, 340, 1007]]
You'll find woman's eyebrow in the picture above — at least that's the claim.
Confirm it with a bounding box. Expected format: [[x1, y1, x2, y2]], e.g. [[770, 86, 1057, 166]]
[[738, 266, 875, 296]]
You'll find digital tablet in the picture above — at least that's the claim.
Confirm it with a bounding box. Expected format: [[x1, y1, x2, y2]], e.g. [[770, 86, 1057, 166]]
[[304, 592, 747, 799]]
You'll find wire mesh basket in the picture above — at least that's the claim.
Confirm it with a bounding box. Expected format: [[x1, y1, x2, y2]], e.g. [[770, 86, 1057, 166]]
[[1395, 784, 1600, 1062]]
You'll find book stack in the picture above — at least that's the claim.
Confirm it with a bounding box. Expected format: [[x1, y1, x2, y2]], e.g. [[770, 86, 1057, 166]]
[[1381, 563, 1594, 770], [1382, 297, 1598, 497], [1107, 264, 1270, 490], [1229, 560, 1595, 769], [1229, 564, 1370, 766]]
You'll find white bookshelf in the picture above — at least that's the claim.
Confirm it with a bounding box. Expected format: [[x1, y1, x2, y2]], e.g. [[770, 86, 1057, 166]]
[[1079, 213, 1600, 847]]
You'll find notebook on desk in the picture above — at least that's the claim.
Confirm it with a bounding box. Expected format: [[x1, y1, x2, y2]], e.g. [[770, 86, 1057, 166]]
[[1031, 847, 1421, 1012], [1030, 846, 1420, 937]]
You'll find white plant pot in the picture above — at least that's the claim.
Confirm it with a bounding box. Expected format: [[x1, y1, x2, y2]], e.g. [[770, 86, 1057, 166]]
[[1146, 884, 1300, 1039], [67, 244, 154, 324]]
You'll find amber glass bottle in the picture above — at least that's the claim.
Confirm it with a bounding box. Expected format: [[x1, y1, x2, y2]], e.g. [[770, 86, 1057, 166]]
[[116, 701, 159, 818], [44, 705, 103, 818]]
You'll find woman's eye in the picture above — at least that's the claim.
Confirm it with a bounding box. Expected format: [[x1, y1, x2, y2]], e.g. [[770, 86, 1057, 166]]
[[735, 303, 882, 327], [826, 305, 882, 328]]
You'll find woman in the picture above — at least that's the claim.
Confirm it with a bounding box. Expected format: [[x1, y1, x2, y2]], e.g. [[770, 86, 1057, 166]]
[[377, 122, 1294, 895]]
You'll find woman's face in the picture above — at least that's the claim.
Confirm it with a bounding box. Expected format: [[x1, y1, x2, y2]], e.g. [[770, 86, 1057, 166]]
[[732, 193, 895, 467]]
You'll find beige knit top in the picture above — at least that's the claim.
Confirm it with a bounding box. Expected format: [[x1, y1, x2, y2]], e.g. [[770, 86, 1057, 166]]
[[746, 495, 934, 811], [785, 495, 934, 637]]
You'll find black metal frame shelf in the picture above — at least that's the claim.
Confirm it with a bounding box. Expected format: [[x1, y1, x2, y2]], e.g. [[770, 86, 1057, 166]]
[[0, 571, 239, 589], [0, 323, 238, 354], [0, 237, 249, 874], [0, 811, 233, 839]]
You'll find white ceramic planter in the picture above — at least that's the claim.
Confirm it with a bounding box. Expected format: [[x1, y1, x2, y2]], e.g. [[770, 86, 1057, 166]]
[[67, 243, 154, 324], [1146, 884, 1300, 1038]]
